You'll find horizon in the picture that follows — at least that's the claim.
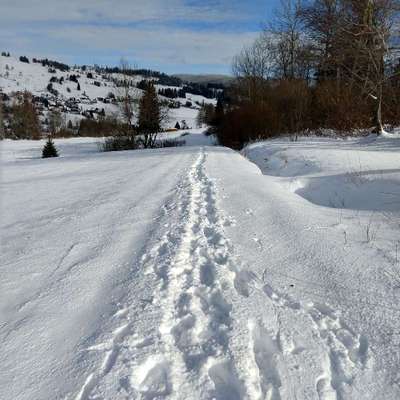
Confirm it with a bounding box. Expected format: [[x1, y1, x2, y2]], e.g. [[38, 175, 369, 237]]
[[0, 0, 280, 75]]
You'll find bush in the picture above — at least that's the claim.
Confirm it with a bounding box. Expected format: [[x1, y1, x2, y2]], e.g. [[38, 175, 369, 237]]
[[157, 139, 186, 148], [19, 56, 29, 63], [78, 117, 122, 137], [101, 135, 138, 152], [42, 137, 59, 158]]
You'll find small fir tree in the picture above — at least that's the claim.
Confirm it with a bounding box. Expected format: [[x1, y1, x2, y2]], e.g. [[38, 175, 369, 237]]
[[42, 136, 59, 158]]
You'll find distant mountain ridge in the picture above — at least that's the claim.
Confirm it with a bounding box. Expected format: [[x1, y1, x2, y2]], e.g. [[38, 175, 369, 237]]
[[173, 74, 234, 86]]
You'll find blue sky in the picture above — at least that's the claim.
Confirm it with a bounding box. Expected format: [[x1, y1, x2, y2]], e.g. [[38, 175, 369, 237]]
[[0, 0, 280, 74]]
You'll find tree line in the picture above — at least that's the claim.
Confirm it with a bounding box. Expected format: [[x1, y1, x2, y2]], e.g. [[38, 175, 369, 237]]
[[211, 0, 400, 149]]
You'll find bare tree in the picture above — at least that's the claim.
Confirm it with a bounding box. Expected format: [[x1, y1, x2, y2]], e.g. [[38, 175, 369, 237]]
[[232, 32, 275, 102], [0, 97, 4, 139], [301, 0, 400, 132], [338, 0, 399, 132], [116, 58, 138, 142], [48, 109, 65, 136], [299, 0, 342, 80], [11, 91, 41, 139], [268, 0, 315, 81]]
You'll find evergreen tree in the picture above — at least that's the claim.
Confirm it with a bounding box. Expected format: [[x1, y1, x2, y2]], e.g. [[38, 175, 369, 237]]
[[77, 82, 81, 91], [42, 136, 59, 158], [175, 121, 181, 130], [138, 82, 162, 148], [212, 98, 224, 131]]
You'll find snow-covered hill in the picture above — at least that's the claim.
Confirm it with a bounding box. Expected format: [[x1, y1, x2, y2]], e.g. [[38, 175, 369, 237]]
[[1, 134, 400, 399], [0, 54, 216, 131]]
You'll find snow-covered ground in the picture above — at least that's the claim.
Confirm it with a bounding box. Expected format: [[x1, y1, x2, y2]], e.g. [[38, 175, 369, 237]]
[[1, 133, 399, 399]]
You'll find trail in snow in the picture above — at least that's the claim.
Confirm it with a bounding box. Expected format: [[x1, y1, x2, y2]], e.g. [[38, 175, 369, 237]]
[[136, 149, 243, 399], [73, 148, 377, 400]]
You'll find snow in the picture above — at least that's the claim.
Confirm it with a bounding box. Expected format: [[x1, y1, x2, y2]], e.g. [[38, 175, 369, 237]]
[[1, 133, 400, 399], [0, 55, 211, 131]]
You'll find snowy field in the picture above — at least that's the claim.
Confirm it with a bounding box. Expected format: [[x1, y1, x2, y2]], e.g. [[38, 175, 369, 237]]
[[1, 133, 400, 399]]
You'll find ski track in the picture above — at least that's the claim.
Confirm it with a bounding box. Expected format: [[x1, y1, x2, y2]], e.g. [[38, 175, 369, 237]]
[[73, 148, 374, 400]]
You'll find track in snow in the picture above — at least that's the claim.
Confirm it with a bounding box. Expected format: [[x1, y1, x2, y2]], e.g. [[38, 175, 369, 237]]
[[139, 149, 243, 399], [74, 148, 375, 400]]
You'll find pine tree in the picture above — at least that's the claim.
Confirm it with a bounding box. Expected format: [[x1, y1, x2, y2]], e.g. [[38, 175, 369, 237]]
[[42, 136, 59, 158], [138, 82, 162, 148], [77, 82, 81, 91], [213, 98, 224, 129], [175, 121, 181, 130]]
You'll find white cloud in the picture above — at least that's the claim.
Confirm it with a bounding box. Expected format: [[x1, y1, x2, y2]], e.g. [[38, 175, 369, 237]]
[[0, 0, 253, 24], [0, 0, 261, 72]]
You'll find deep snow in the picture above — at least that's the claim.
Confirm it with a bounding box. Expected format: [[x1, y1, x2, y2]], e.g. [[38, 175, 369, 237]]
[[1, 133, 400, 399]]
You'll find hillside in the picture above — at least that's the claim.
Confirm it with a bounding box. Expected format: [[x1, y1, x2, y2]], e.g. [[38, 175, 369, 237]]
[[0, 54, 217, 133]]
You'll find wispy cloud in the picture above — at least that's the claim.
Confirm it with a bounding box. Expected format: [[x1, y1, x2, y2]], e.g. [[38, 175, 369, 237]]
[[0, 0, 273, 73]]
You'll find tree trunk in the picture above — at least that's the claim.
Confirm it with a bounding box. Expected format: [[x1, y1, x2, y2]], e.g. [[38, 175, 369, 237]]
[[373, 84, 384, 134]]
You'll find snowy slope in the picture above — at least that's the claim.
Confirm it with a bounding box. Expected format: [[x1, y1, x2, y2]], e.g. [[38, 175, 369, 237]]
[[1, 135, 400, 399], [0, 54, 212, 129], [0, 55, 113, 99]]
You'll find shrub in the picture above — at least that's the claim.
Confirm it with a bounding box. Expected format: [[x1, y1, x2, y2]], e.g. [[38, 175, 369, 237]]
[[157, 139, 186, 148], [101, 135, 138, 152]]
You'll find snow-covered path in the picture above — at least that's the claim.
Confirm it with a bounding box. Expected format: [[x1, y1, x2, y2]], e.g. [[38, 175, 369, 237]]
[[1, 138, 399, 399]]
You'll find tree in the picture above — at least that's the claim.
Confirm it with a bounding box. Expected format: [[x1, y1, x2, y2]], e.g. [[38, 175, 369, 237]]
[[42, 136, 59, 158], [213, 98, 225, 128], [175, 121, 181, 130], [117, 58, 137, 144], [301, 0, 400, 133], [77, 82, 81, 91], [138, 82, 165, 148], [340, 0, 399, 133], [0, 97, 4, 139], [299, 0, 342, 80], [196, 103, 215, 127], [48, 109, 64, 136], [10, 91, 41, 139], [232, 32, 274, 103]]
